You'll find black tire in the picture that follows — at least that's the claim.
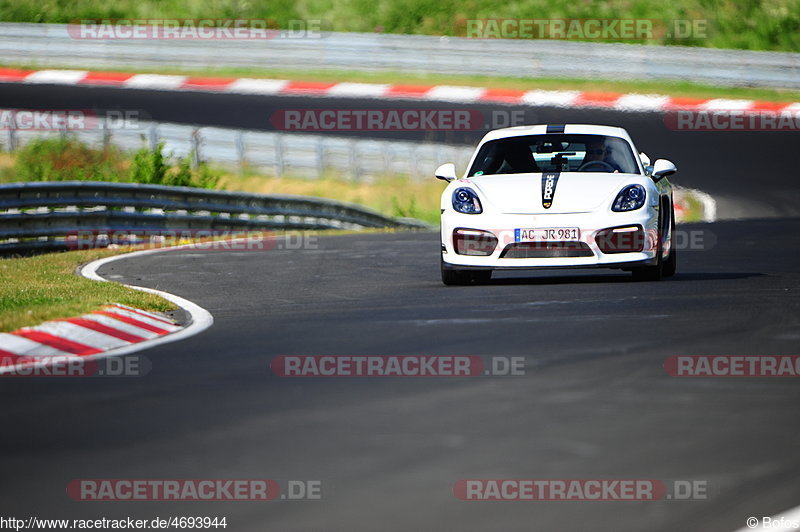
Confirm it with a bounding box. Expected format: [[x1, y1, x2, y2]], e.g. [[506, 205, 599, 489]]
[[470, 270, 492, 285], [662, 207, 677, 277], [441, 266, 470, 285], [441, 258, 491, 286], [632, 211, 664, 282]]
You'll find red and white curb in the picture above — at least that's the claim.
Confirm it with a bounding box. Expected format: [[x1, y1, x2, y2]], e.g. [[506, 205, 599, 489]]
[[0, 247, 214, 375], [2, 67, 798, 113], [0, 304, 180, 373]]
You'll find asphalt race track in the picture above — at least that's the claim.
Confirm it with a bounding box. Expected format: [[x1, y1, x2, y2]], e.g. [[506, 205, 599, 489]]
[[1, 218, 800, 531], [2, 83, 800, 531], [3, 82, 800, 218]]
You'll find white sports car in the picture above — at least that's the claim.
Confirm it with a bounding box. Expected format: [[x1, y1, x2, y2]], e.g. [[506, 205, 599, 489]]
[[437, 124, 677, 285]]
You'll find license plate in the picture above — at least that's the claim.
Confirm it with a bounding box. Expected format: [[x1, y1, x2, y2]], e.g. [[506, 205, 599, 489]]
[[515, 227, 580, 242]]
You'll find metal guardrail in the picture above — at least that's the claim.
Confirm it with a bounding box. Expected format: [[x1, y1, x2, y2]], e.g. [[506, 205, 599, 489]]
[[0, 116, 474, 182], [2, 23, 800, 88], [0, 181, 431, 254]]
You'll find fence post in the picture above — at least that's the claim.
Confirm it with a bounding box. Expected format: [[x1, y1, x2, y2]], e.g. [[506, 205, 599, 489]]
[[148, 124, 159, 152], [409, 145, 420, 176], [7, 123, 16, 152], [315, 138, 325, 179], [191, 128, 201, 168], [101, 116, 111, 149], [382, 145, 392, 177], [235, 131, 246, 173], [274, 134, 285, 176], [349, 139, 360, 181]]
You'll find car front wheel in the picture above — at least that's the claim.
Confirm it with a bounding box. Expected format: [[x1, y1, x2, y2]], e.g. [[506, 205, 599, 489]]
[[632, 212, 665, 282], [662, 207, 677, 277], [441, 258, 491, 285]]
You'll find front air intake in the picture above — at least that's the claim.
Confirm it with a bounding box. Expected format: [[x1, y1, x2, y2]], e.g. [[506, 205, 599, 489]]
[[500, 241, 594, 259]]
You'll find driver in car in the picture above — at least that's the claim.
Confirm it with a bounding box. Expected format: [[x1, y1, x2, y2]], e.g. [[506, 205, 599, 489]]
[[581, 138, 619, 172]]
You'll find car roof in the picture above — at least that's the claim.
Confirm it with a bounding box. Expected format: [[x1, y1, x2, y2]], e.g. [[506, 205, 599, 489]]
[[479, 124, 634, 144]]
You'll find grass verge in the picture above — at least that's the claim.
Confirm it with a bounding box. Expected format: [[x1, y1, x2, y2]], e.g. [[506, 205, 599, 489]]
[[2, 0, 800, 52], [221, 172, 446, 225], [0, 136, 222, 188], [0, 248, 174, 332]]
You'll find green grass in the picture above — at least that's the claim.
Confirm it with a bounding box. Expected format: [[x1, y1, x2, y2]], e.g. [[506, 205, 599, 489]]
[[0, 248, 174, 332], [5, 60, 800, 103], [7, 137, 222, 188], [222, 171, 446, 225], [1, 0, 799, 52]]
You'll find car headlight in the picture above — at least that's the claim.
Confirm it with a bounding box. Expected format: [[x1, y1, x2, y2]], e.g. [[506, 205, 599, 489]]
[[612, 185, 646, 212], [452, 187, 483, 214]]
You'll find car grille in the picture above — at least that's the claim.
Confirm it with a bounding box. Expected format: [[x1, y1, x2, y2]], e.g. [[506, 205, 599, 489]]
[[500, 241, 594, 259]]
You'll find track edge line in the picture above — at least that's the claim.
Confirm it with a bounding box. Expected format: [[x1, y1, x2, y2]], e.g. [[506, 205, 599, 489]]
[[78, 247, 214, 358]]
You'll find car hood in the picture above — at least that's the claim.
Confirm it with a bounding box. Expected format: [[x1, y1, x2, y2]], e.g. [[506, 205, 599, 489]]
[[467, 172, 638, 214]]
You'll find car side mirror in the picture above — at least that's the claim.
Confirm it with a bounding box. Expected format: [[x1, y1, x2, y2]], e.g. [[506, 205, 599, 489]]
[[651, 159, 677, 182], [435, 163, 457, 182]]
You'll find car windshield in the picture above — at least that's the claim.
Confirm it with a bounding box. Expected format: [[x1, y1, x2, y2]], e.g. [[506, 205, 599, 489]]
[[467, 134, 640, 176]]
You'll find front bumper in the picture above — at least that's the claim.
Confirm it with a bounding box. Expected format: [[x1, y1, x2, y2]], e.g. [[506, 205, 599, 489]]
[[441, 207, 660, 270]]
